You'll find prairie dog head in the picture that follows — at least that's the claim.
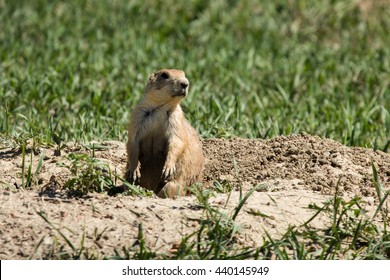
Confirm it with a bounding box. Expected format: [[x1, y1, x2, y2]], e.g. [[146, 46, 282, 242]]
[[144, 69, 189, 105]]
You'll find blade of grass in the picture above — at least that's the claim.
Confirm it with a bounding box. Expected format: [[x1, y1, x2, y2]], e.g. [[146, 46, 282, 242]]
[[36, 211, 78, 256], [232, 184, 263, 221]]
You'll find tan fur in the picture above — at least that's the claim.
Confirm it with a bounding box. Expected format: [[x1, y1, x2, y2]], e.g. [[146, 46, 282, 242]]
[[125, 69, 205, 198]]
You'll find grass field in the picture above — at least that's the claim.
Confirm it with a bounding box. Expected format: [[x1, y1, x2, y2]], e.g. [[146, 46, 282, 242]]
[[0, 0, 389, 150], [0, 0, 389, 260]]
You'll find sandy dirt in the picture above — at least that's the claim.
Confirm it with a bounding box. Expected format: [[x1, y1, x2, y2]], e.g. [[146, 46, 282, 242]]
[[0, 133, 389, 259]]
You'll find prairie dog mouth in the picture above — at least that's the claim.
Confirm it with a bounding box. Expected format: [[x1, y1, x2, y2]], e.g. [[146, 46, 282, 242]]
[[172, 89, 187, 97]]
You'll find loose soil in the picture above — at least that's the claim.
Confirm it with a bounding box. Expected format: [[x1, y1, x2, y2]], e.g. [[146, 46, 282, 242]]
[[0, 133, 389, 259]]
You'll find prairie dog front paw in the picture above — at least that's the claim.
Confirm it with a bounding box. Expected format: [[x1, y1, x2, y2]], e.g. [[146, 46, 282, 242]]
[[162, 162, 176, 180]]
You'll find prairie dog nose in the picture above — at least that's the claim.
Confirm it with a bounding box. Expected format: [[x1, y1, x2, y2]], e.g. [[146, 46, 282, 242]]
[[180, 79, 189, 89]]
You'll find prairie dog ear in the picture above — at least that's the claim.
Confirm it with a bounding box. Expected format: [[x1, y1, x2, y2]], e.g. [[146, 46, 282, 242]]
[[148, 72, 156, 82], [146, 73, 156, 86], [145, 73, 156, 91]]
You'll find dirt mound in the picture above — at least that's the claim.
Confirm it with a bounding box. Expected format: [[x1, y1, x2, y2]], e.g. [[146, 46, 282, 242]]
[[204, 133, 390, 197], [0, 134, 389, 259]]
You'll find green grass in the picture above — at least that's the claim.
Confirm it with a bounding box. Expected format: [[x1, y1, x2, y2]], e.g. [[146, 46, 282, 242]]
[[59, 150, 153, 197], [0, 0, 389, 150]]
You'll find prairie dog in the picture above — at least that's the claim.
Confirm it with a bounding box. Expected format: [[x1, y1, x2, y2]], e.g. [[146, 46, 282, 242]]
[[125, 69, 205, 198]]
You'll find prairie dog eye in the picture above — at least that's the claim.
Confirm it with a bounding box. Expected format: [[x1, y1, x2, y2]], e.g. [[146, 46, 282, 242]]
[[160, 72, 169, 79]]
